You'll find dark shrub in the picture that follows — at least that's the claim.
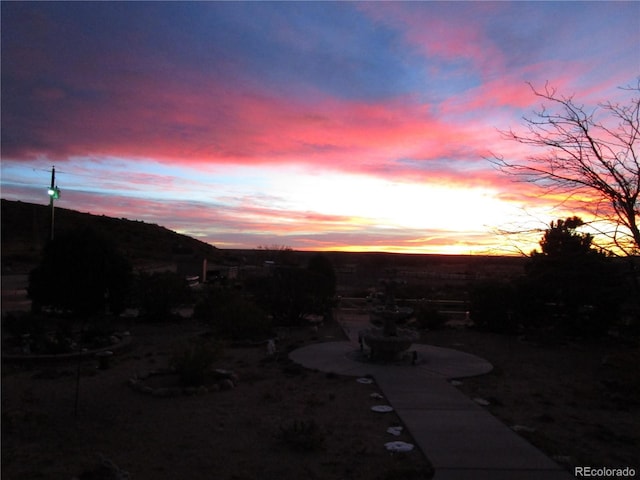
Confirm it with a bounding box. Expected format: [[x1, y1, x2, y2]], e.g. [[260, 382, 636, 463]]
[[2, 312, 79, 354], [307, 253, 337, 314], [517, 217, 626, 338], [134, 270, 191, 321], [81, 315, 116, 349], [28, 227, 131, 317], [170, 336, 223, 387], [2, 311, 47, 338], [245, 267, 319, 326], [469, 280, 517, 334], [414, 301, 447, 330], [194, 289, 271, 341]]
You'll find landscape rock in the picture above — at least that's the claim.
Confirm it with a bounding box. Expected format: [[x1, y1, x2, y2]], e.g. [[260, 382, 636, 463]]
[[384, 441, 414, 453], [266, 339, 277, 356], [371, 405, 394, 413]]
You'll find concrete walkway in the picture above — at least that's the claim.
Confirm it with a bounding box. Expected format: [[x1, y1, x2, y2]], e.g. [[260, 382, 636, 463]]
[[289, 313, 573, 480]]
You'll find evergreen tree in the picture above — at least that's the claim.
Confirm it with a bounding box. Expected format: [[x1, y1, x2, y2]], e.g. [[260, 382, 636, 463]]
[[28, 227, 131, 316], [519, 217, 621, 336]]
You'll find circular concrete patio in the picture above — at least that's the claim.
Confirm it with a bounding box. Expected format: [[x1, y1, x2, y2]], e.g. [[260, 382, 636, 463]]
[[289, 341, 492, 379]]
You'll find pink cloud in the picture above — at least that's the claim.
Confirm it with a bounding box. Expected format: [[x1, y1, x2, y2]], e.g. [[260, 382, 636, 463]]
[[6, 27, 626, 205], [7, 67, 487, 184], [357, 2, 507, 75]]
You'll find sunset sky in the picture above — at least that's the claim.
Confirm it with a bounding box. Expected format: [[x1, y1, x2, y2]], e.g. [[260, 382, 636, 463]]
[[2, 2, 639, 254]]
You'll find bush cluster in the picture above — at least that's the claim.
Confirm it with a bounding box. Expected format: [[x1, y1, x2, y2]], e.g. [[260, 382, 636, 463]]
[[2, 311, 117, 354], [134, 271, 191, 322], [413, 301, 447, 330], [170, 336, 223, 387], [469, 280, 517, 334], [28, 227, 131, 317], [467, 218, 637, 338], [193, 289, 272, 341]]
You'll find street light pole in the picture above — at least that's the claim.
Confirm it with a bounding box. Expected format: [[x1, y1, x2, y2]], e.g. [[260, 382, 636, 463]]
[[48, 166, 60, 241]]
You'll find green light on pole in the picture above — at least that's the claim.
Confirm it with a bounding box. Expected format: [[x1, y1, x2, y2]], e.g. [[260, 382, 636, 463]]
[[48, 187, 60, 200], [48, 166, 60, 240]]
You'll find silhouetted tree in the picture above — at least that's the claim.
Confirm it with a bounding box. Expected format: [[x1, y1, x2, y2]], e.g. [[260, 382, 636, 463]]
[[538, 216, 595, 257], [28, 227, 131, 316], [491, 81, 640, 255], [306, 253, 337, 315], [518, 217, 623, 337], [256, 244, 295, 265], [267, 267, 315, 326]]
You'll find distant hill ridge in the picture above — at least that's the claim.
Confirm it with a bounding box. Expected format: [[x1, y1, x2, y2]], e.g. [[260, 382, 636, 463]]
[[1, 199, 219, 272], [2, 199, 529, 279]]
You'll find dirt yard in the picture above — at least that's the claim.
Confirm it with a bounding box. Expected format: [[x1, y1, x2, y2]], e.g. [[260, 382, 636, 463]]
[[1, 318, 432, 480], [2, 314, 639, 479], [424, 328, 640, 472]]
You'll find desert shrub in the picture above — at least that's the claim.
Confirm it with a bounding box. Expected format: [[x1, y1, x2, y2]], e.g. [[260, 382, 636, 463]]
[[81, 315, 116, 349], [517, 257, 624, 338], [134, 270, 191, 321], [469, 280, 517, 334], [2, 311, 47, 338], [2, 312, 79, 354], [414, 301, 447, 330], [277, 419, 326, 452], [217, 298, 271, 340], [38, 331, 74, 354], [194, 289, 272, 341], [170, 337, 223, 387], [246, 266, 332, 326]]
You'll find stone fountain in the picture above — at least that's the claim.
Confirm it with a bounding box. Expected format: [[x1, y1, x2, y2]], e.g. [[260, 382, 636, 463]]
[[359, 278, 419, 362]]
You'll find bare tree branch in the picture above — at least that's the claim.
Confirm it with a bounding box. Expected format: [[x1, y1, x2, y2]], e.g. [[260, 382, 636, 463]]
[[489, 80, 640, 255]]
